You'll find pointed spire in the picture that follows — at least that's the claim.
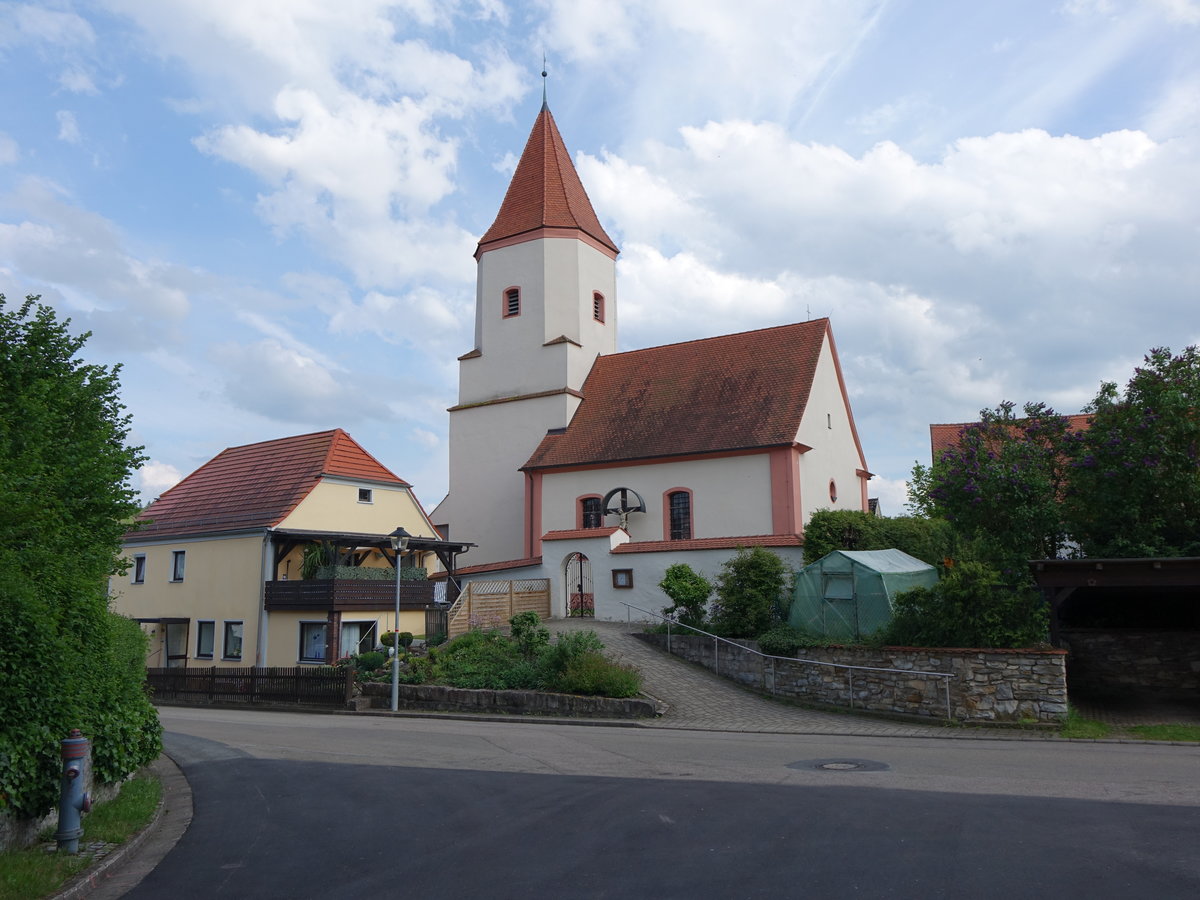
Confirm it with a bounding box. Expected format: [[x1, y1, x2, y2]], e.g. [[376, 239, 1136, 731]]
[[476, 103, 618, 258]]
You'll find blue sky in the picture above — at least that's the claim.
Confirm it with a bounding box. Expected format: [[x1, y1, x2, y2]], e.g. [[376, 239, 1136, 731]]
[[2, 0, 1198, 517]]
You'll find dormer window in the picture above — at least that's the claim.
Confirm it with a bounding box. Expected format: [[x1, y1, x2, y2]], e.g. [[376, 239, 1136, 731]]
[[503, 287, 521, 318], [592, 292, 605, 323], [358, 488, 373, 504]]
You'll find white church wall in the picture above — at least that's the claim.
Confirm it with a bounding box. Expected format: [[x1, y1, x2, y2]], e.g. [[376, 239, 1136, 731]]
[[796, 337, 869, 519], [436, 392, 579, 564], [539, 454, 774, 542]]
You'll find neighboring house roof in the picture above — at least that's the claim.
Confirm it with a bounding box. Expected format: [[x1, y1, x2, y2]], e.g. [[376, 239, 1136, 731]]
[[523, 319, 832, 471], [476, 102, 618, 257], [930, 414, 1091, 459], [129, 429, 407, 539]]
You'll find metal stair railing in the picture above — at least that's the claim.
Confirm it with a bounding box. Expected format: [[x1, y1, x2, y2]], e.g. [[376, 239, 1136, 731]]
[[621, 601, 955, 721]]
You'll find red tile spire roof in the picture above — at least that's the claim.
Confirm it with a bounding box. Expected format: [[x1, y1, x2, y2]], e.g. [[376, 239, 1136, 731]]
[[129, 429, 407, 538], [523, 320, 834, 470], [477, 102, 618, 257]]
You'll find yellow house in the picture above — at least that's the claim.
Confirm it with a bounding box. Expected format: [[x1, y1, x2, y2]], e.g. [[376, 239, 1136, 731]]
[[112, 429, 473, 668]]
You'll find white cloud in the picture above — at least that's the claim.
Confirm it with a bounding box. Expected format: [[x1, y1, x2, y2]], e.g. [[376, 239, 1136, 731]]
[[0, 133, 17, 164], [138, 460, 183, 498], [56, 110, 81, 144], [58, 68, 98, 95], [213, 337, 376, 424], [0, 4, 96, 48]]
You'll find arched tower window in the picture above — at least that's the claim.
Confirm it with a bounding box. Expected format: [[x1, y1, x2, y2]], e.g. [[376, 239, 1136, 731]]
[[592, 291, 605, 323]]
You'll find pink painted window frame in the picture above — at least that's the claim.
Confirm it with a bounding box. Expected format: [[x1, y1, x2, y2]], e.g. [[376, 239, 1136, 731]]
[[577, 494, 603, 529], [664, 488, 693, 541], [503, 286, 521, 318]]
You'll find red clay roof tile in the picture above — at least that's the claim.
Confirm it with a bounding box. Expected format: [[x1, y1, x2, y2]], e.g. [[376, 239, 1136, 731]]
[[612, 534, 803, 553], [523, 320, 831, 470], [930, 414, 1091, 459], [129, 429, 406, 539], [477, 103, 617, 256]]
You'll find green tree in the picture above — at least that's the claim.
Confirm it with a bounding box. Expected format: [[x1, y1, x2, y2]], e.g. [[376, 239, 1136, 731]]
[[802, 509, 955, 568], [0, 295, 161, 818], [709, 547, 791, 637], [657, 563, 712, 628], [922, 401, 1073, 575], [1065, 346, 1200, 558], [880, 561, 1048, 649]]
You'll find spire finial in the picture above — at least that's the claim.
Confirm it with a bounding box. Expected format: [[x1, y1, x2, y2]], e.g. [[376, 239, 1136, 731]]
[[541, 54, 548, 108]]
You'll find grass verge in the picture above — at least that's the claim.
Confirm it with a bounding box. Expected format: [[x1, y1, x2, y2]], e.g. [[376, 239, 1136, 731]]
[[1127, 724, 1200, 742], [0, 775, 161, 900], [1060, 708, 1111, 739]]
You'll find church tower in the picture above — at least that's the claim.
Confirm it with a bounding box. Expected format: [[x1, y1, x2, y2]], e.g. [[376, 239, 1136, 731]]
[[433, 102, 619, 566]]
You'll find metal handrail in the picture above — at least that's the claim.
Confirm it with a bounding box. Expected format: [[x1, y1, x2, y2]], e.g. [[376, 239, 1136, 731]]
[[621, 601, 954, 721]]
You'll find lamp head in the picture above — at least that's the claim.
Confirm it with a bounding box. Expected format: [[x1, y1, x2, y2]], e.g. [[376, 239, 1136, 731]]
[[388, 526, 411, 551]]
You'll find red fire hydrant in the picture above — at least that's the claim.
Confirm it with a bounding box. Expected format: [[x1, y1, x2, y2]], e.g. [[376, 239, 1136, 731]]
[[53, 730, 93, 854]]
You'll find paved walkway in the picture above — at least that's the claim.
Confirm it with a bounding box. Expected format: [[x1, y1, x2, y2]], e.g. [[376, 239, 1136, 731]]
[[550, 617, 958, 737]]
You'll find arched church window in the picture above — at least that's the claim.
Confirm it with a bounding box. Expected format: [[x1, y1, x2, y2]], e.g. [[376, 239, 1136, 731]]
[[503, 287, 521, 318], [580, 496, 602, 529], [666, 489, 692, 540]]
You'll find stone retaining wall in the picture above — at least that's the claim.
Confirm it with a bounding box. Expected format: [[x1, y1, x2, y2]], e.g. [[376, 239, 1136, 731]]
[[359, 681, 656, 719], [637, 634, 1068, 723], [1059, 629, 1200, 696]]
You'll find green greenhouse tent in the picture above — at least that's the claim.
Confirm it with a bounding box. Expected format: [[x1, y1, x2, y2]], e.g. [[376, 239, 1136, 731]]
[[789, 549, 938, 640]]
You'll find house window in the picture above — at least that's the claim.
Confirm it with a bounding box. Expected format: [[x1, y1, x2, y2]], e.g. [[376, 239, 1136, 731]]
[[222, 621, 243, 660], [132, 555, 146, 584], [593, 291, 605, 323], [612, 569, 633, 589], [358, 488, 373, 503], [503, 287, 521, 318], [171, 550, 186, 582], [299, 622, 327, 663], [196, 621, 215, 659], [340, 621, 378, 657], [580, 496, 603, 529], [667, 490, 692, 540]]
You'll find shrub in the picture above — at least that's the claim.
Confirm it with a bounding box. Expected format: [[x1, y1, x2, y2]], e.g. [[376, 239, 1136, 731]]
[[709, 547, 791, 638], [803, 509, 956, 567], [539, 630, 605, 681], [432, 630, 535, 690], [880, 561, 1049, 649], [658, 564, 712, 628], [509, 611, 550, 659], [755, 624, 825, 656], [555, 651, 643, 698], [354, 651, 387, 671]]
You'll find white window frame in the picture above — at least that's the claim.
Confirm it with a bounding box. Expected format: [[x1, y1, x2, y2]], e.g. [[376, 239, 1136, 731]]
[[132, 554, 146, 584], [358, 488, 373, 504]]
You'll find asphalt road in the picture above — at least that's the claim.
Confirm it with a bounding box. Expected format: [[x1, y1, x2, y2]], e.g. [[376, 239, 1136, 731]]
[[127, 708, 1200, 899]]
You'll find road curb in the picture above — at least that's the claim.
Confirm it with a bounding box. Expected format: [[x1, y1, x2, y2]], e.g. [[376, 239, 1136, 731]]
[[52, 753, 192, 900]]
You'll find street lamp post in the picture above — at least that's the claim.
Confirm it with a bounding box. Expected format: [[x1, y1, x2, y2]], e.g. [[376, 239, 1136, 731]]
[[389, 527, 411, 713]]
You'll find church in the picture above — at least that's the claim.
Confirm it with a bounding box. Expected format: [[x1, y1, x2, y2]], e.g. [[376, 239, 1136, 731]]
[[432, 100, 872, 621]]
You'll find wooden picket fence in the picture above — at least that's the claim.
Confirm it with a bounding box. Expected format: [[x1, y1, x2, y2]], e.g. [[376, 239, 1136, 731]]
[[146, 666, 353, 707], [446, 579, 551, 639]]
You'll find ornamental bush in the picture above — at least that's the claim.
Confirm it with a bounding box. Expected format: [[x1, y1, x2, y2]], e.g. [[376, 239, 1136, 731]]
[[709, 547, 791, 638], [658, 563, 712, 628]]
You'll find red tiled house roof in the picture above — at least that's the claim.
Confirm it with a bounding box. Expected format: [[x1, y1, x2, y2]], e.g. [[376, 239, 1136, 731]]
[[523, 319, 831, 470], [130, 429, 406, 539], [930, 414, 1092, 460], [476, 102, 618, 258]]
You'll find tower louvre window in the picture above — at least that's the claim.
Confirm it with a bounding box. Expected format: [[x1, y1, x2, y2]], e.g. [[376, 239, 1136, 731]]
[[504, 287, 521, 318], [593, 292, 605, 323]]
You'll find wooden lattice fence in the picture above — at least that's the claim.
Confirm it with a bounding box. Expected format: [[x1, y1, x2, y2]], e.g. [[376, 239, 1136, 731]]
[[447, 579, 551, 638]]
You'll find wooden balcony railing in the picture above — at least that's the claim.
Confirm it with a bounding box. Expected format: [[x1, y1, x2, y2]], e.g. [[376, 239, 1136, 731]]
[[264, 578, 437, 612]]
